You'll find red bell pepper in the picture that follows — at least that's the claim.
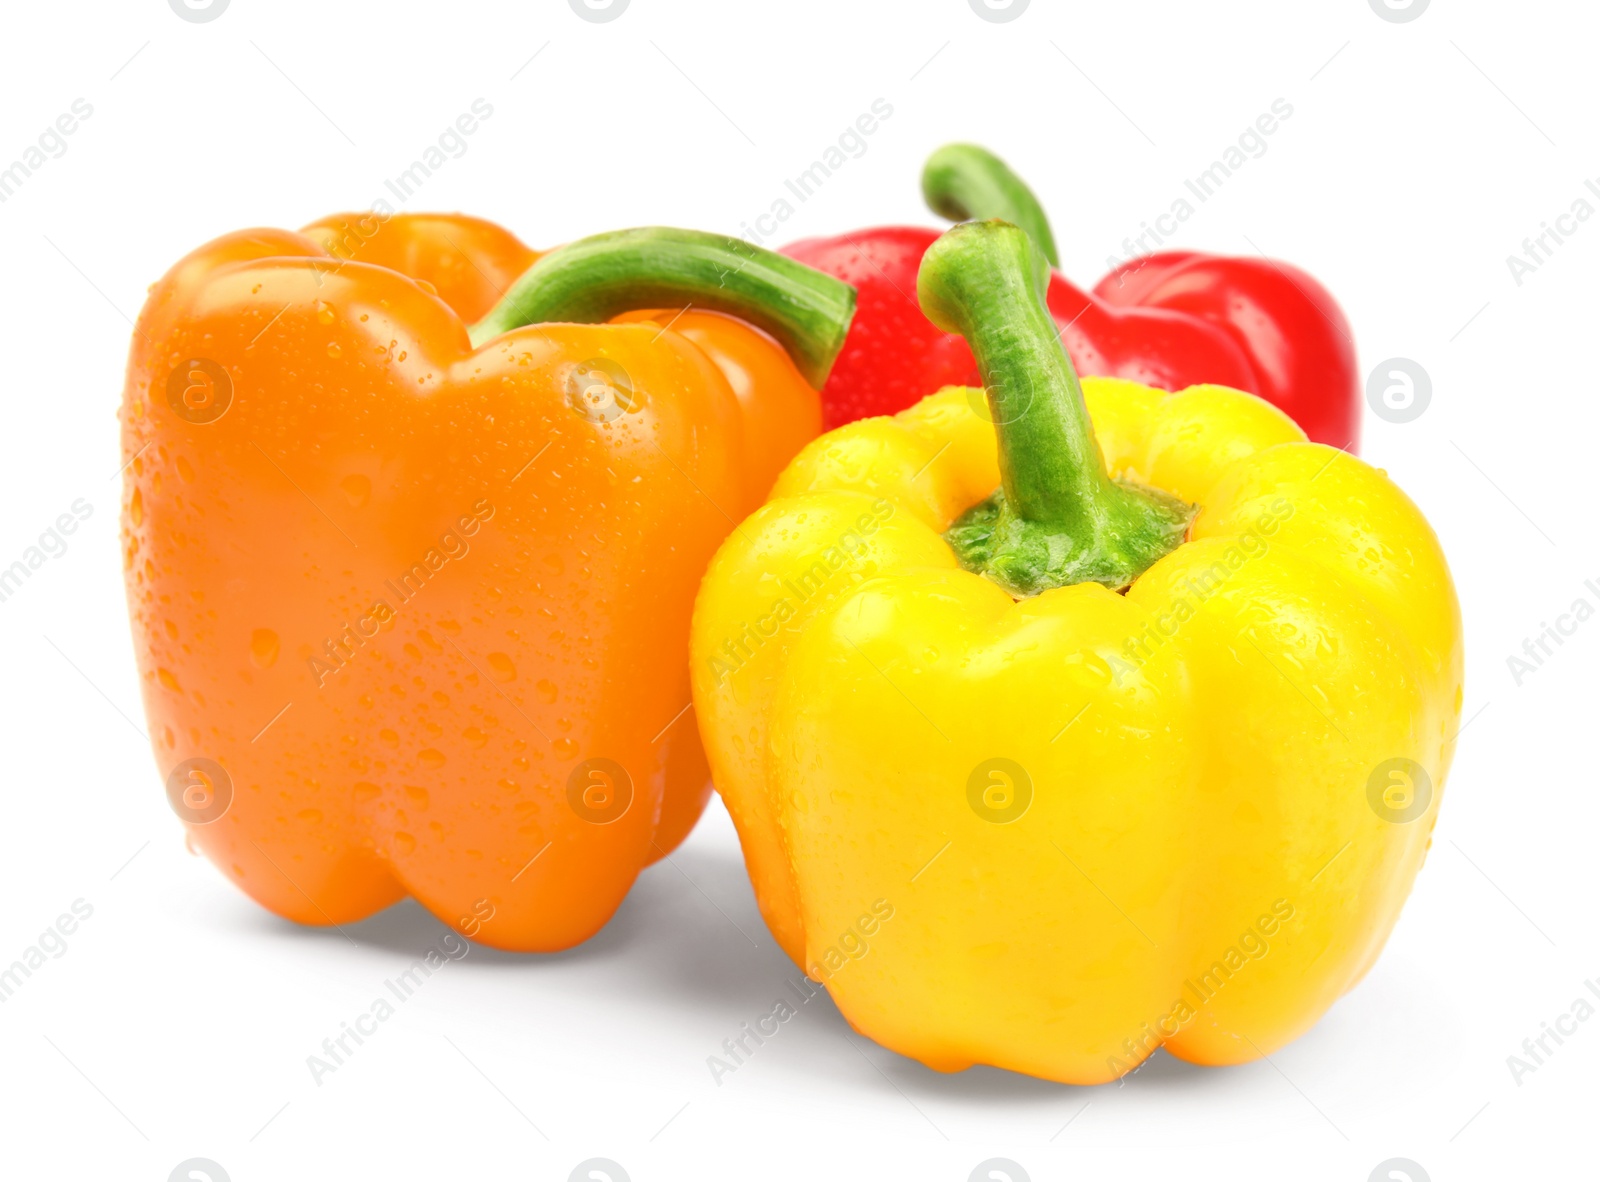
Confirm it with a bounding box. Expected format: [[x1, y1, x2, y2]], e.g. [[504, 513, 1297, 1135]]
[[783, 144, 1360, 450]]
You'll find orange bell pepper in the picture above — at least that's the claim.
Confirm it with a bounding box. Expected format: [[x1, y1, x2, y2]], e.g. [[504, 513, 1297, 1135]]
[[299, 212, 824, 505], [300, 211, 544, 324], [121, 214, 853, 950]]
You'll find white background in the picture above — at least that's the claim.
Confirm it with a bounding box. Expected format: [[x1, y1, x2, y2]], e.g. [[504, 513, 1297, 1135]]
[[0, 1, 1593, 1179]]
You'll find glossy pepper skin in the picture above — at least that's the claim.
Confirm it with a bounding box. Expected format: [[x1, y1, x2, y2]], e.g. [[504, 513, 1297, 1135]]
[[299, 213, 821, 507], [121, 215, 848, 950], [692, 221, 1458, 1083], [784, 144, 1360, 450]]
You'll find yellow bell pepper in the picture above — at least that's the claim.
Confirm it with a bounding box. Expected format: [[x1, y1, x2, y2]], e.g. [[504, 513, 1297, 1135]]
[[690, 220, 1462, 1084]]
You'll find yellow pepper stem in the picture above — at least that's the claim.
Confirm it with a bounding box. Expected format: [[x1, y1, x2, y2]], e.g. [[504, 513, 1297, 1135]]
[[917, 220, 1193, 595]]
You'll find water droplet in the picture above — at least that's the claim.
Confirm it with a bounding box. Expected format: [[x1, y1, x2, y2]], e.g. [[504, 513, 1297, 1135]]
[[535, 679, 558, 704], [250, 628, 279, 668], [298, 808, 323, 823], [339, 474, 371, 507], [326, 342, 342, 359], [415, 279, 438, 296], [158, 667, 181, 692], [394, 832, 416, 854], [176, 456, 195, 483], [130, 487, 144, 527], [405, 784, 431, 806], [463, 726, 488, 749], [418, 749, 445, 770], [553, 737, 578, 759], [1075, 652, 1113, 686], [378, 729, 398, 746], [354, 781, 381, 801], [314, 300, 336, 325], [487, 652, 516, 681]]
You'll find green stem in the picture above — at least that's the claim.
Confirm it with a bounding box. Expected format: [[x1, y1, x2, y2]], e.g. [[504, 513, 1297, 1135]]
[[468, 227, 856, 389], [918, 221, 1192, 596], [921, 144, 1060, 268]]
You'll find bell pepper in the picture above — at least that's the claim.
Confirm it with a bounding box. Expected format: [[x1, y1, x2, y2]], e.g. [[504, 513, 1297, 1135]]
[[784, 143, 1360, 450], [692, 220, 1459, 1083], [300, 211, 543, 323], [121, 215, 852, 951]]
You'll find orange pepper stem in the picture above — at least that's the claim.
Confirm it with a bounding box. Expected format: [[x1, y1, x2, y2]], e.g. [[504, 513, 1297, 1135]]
[[468, 227, 857, 388]]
